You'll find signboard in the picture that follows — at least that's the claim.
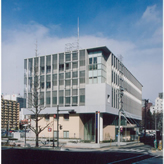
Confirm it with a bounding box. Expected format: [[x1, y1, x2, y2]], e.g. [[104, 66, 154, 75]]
[[48, 127, 52, 132], [120, 126, 123, 132]]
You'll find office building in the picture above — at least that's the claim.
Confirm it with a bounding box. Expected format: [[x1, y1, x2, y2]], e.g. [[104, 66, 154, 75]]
[[23, 46, 142, 142]]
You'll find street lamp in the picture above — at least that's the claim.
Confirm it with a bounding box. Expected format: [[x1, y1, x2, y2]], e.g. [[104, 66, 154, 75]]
[[53, 105, 76, 148]]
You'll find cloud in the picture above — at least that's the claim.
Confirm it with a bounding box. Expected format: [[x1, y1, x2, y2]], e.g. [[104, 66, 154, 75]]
[[141, 5, 160, 23], [2, 22, 163, 102]]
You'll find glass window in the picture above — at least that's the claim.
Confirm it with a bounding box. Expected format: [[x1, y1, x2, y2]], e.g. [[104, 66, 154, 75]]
[[53, 74, 57, 86], [72, 62, 78, 69], [40, 57, 45, 74], [65, 97, 70, 104], [46, 75, 51, 89], [59, 73, 64, 80], [72, 71, 78, 78], [80, 71, 85, 77], [65, 53, 71, 62], [59, 64, 64, 71], [80, 88, 85, 104], [65, 90, 70, 97], [72, 89, 78, 96], [80, 60, 85, 66], [65, 80, 71, 86], [59, 90, 64, 104], [64, 114, 69, 120], [46, 92, 50, 105], [72, 79, 78, 85], [89, 58, 92, 64], [52, 91, 57, 105], [52, 54, 57, 71], [59, 53, 64, 64], [93, 57, 97, 64], [46, 56, 51, 73], [72, 52, 78, 60], [40, 92, 44, 106], [65, 72, 71, 79], [72, 96, 78, 104], [66, 63, 71, 70], [63, 131, 69, 138]]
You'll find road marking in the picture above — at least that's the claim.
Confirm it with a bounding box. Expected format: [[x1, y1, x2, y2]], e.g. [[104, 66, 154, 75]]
[[108, 148, 145, 153], [108, 154, 146, 164]]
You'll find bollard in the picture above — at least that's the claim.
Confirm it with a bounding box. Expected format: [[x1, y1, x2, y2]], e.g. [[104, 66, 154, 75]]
[[154, 140, 157, 149], [158, 140, 162, 150]]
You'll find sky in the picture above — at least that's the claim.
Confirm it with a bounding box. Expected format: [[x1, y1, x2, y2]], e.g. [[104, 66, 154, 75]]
[[1, 0, 163, 104]]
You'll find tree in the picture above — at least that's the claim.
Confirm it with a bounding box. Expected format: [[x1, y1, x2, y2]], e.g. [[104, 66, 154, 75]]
[[27, 42, 52, 147]]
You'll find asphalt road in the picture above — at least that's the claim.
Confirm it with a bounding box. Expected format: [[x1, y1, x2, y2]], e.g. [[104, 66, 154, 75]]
[[2, 143, 163, 164]]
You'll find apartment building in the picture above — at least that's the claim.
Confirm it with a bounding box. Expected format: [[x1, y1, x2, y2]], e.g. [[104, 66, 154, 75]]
[[150, 93, 163, 113], [23, 46, 142, 142], [1, 98, 20, 130]]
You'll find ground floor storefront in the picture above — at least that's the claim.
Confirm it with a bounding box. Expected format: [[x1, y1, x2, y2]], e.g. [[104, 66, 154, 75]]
[[29, 112, 140, 143]]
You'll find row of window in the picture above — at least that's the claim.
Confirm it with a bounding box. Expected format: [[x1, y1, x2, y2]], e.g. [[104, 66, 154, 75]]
[[31, 95, 85, 106], [111, 54, 142, 90]]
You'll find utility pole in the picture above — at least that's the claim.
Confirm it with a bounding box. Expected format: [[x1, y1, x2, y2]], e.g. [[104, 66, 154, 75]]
[[144, 99, 148, 141], [57, 105, 59, 148], [118, 55, 124, 147]]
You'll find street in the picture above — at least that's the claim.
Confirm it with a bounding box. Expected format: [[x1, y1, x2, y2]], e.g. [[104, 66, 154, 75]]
[[2, 143, 163, 164]]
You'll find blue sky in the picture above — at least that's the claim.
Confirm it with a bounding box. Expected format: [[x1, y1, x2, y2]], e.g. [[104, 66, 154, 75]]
[[2, 0, 163, 103]]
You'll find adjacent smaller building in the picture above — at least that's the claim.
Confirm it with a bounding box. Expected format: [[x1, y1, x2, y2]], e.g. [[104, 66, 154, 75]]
[[150, 93, 163, 113], [1, 98, 19, 130]]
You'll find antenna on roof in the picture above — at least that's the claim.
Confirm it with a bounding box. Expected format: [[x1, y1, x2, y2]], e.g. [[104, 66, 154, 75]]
[[65, 17, 80, 52], [77, 17, 79, 50]]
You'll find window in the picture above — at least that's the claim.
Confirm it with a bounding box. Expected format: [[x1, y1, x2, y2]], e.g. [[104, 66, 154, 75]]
[[93, 57, 97, 64], [65, 80, 71, 86], [72, 62, 78, 69], [59, 73, 64, 85], [72, 96, 78, 104], [65, 72, 71, 79], [53, 74, 57, 86], [40, 57, 45, 74], [89, 58, 92, 64], [64, 114, 69, 120], [40, 92, 44, 106], [72, 89, 78, 96], [46, 92, 50, 105], [46, 75, 51, 89], [72, 71, 78, 78], [52, 54, 57, 71], [63, 131, 69, 138], [107, 95, 110, 103], [65, 90, 70, 97], [65, 97, 70, 104], [46, 66, 51, 73], [66, 63, 71, 70], [65, 53, 71, 62], [45, 115, 50, 121], [72, 52, 78, 60], [59, 90, 64, 104], [46, 56, 51, 73], [59, 64, 64, 71], [72, 79, 78, 85], [80, 88, 85, 104], [52, 91, 57, 105]]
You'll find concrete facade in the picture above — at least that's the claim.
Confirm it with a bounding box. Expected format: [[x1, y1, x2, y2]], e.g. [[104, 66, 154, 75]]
[[23, 46, 142, 142]]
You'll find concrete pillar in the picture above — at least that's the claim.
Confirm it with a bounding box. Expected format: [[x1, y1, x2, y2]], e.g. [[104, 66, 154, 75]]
[[100, 113, 103, 141]]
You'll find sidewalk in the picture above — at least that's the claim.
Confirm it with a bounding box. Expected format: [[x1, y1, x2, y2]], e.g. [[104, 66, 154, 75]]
[[65, 141, 140, 149], [149, 149, 163, 156]]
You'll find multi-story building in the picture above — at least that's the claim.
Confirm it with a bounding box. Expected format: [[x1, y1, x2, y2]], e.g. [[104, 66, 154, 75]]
[[150, 93, 163, 113], [3, 94, 26, 111], [23, 46, 142, 142], [1, 98, 20, 130]]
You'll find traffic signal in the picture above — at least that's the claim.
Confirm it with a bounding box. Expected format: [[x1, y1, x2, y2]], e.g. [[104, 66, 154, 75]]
[[60, 125, 62, 130]]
